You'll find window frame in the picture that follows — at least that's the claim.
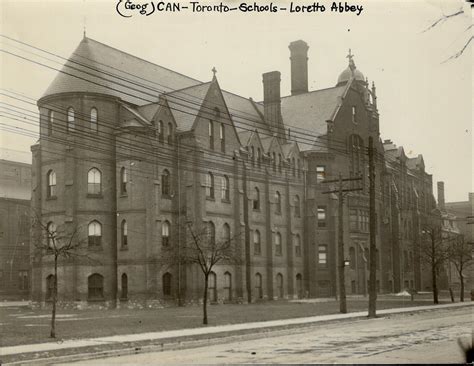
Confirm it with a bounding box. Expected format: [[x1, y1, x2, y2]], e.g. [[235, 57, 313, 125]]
[[88, 220, 102, 247], [90, 107, 98, 133], [87, 167, 102, 195]]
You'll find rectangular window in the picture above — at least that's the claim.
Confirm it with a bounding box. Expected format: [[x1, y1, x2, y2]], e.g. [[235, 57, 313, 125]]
[[316, 166, 326, 183], [18, 270, 28, 290], [220, 123, 225, 153], [317, 206, 326, 228], [209, 120, 214, 150], [318, 245, 328, 267], [349, 209, 358, 231]]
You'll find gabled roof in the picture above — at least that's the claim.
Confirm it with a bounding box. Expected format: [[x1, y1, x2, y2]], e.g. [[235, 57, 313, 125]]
[[223, 93, 269, 136], [280, 85, 346, 151], [163, 82, 212, 132], [407, 154, 425, 171], [237, 130, 254, 146], [41, 37, 201, 105]]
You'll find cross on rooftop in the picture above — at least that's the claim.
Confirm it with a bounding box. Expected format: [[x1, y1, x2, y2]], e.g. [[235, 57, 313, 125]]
[[212, 67, 217, 78]]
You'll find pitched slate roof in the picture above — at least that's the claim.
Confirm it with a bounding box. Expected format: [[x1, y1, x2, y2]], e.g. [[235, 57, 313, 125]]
[[222, 93, 269, 136], [164, 82, 212, 132], [41, 37, 201, 105], [237, 130, 254, 146], [280, 86, 346, 151]]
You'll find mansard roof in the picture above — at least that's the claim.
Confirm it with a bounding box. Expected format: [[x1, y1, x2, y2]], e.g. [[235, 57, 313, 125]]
[[41, 37, 201, 105], [280, 85, 346, 151]]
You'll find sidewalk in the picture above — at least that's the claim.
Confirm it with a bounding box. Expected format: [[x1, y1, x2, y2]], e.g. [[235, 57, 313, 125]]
[[2, 301, 471, 358]]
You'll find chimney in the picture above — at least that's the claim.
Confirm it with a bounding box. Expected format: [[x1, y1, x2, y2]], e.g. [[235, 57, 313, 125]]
[[289, 40, 309, 95], [437, 181, 445, 211], [262, 71, 284, 141]]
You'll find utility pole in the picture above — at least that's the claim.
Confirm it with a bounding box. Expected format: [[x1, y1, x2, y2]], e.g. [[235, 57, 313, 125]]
[[368, 136, 377, 318], [322, 174, 362, 313]]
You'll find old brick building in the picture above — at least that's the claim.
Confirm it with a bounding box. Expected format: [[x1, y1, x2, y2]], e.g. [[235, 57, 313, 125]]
[[31, 37, 438, 305], [0, 158, 31, 299]]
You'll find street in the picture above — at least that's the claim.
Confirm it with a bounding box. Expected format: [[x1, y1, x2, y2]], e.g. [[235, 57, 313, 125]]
[[63, 306, 472, 364]]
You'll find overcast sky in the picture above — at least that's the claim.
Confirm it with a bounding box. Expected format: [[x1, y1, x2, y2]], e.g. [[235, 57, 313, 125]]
[[1, 0, 472, 201]]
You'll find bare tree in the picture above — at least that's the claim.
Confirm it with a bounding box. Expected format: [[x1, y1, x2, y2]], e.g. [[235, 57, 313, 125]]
[[420, 224, 450, 304], [447, 235, 473, 302], [162, 221, 242, 325], [31, 214, 89, 338]]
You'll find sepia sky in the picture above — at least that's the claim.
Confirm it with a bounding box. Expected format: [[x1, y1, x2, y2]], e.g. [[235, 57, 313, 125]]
[[0, 0, 472, 202]]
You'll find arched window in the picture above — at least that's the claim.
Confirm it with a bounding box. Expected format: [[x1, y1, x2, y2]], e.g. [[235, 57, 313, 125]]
[[90, 107, 98, 133], [294, 195, 301, 218], [253, 230, 261, 255], [223, 223, 230, 244], [208, 221, 215, 246], [251, 146, 255, 166], [275, 232, 282, 256], [47, 170, 57, 198], [349, 247, 356, 269], [46, 222, 56, 248], [257, 148, 262, 168], [253, 187, 260, 210], [162, 220, 170, 246], [255, 273, 263, 299], [121, 273, 128, 299], [294, 234, 301, 257], [158, 120, 164, 143], [162, 169, 170, 196], [278, 154, 282, 173], [67, 107, 75, 132], [208, 271, 217, 302], [296, 273, 303, 298], [120, 167, 127, 194], [220, 123, 225, 153], [224, 272, 232, 301], [163, 272, 172, 296], [88, 221, 102, 246], [167, 122, 173, 144], [47, 110, 54, 136], [209, 120, 214, 150], [221, 175, 230, 201], [121, 220, 128, 247], [46, 274, 55, 300], [88, 273, 104, 300], [272, 152, 276, 172], [292, 157, 296, 176], [275, 191, 281, 214], [276, 273, 283, 298], [206, 172, 214, 199], [87, 168, 102, 195]]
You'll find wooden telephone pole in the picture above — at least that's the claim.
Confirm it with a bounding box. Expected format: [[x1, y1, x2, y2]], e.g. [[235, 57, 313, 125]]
[[368, 136, 377, 318], [322, 174, 362, 313]]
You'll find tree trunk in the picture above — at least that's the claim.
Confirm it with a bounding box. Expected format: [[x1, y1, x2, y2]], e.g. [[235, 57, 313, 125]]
[[432, 239, 438, 304], [449, 288, 455, 303], [432, 265, 438, 304], [50, 255, 58, 338], [202, 274, 208, 325], [460, 271, 464, 302]]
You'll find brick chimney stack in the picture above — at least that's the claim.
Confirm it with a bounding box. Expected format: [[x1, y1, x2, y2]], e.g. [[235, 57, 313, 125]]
[[262, 71, 284, 141], [289, 40, 309, 95], [437, 181, 445, 211]]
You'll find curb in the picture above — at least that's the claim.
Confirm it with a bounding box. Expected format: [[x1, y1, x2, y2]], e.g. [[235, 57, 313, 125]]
[[3, 302, 472, 365]]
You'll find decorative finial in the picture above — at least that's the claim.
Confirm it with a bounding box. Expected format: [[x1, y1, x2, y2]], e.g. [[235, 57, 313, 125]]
[[347, 48, 356, 71], [212, 66, 217, 80]]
